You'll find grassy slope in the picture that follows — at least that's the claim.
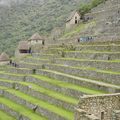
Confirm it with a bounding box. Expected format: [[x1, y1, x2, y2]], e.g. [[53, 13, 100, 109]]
[[60, 21, 96, 39], [0, 110, 15, 120]]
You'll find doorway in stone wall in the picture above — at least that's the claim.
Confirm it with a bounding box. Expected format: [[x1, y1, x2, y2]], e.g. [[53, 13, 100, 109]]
[[75, 17, 77, 24], [101, 112, 104, 120]]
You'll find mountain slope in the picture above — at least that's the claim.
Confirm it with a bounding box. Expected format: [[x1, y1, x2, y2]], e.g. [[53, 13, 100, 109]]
[[0, 0, 91, 55]]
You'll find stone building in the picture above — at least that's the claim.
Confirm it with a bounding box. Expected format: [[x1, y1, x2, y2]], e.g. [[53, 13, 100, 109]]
[[0, 52, 10, 64], [75, 93, 120, 120], [18, 41, 30, 54], [15, 41, 30, 58], [28, 33, 45, 45], [66, 11, 81, 30]]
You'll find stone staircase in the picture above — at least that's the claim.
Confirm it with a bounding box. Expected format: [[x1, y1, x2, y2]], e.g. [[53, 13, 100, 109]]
[[0, 40, 120, 120]]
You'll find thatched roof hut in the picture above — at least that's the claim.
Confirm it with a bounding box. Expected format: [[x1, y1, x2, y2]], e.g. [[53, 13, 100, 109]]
[[18, 41, 30, 50], [0, 52, 10, 61], [29, 33, 45, 41], [66, 10, 80, 22]]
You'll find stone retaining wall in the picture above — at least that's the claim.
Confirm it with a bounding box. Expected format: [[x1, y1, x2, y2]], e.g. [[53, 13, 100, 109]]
[[53, 59, 120, 72], [15, 83, 75, 112], [44, 64, 120, 85], [0, 104, 30, 120], [0, 80, 75, 112], [8, 67, 33, 75], [3, 91, 66, 120], [75, 45, 120, 52], [0, 73, 25, 81], [23, 58, 49, 64], [65, 52, 120, 60], [75, 93, 120, 120], [26, 76, 84, 99], [36, 69, 119, 93], [18, 62, 42, 69]]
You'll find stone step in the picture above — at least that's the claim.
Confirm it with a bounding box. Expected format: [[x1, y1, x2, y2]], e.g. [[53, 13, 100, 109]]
[[1, 87, 73, 120], [64, 51, 120, 60], [36, 69, 120, 93], [0, 79, 77, 112], [0, 110, 16, 120], [53, 58, 120, 72], [44, 63, 120, 85]]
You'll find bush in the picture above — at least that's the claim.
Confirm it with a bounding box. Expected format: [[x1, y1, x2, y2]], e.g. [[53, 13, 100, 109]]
[[79, 0, 107, 16]]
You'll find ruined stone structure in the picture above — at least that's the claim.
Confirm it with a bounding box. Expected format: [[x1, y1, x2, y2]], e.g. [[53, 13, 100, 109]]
[[15, 41, 30, 58], [66, 11, 81, 30], [75, 93, 120, 120], [28, 33, 45, 45], [0, 52, 10, 65]]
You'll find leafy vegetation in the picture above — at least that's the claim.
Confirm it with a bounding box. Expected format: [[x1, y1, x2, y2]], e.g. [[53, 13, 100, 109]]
[[79, 0, 107, 15], [61, 21, 96, 39], [0, 0, 91, 56]]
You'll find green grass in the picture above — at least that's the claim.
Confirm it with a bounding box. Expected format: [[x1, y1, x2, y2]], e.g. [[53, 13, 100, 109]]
[[22, 82, 77, 104], [32, 74, 106, 94], [4, 89, 74, 120], [45, 63, 120, 75], [0, 79, 78, 105], [0, 110, 16, 120], [61, 21, 96, 39], [37, 69, 120, 89], [0, 97, 47, 120]]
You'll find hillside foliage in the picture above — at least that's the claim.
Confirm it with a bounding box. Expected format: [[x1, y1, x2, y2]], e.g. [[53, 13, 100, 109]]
[[0, 0, 91, 56], [79, 0, 107, 15]]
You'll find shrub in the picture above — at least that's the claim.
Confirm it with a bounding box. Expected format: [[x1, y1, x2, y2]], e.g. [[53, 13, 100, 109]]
[[79, 0, 107, 16]]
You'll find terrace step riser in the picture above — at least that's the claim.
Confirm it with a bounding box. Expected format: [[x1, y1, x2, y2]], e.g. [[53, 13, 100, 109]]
[[0, 74, 25, 81], [26, 76, 84, 99], [0, 103, 30, 120], [7, 68, 33, 75], [75, 41, 120, 45], [0, 81, 74, 112], [17, 84, 75, 112], [44, 65, 120, 85], [36, 70, 120, 93], [0, 104, 30, 120], [64, 52, 120, 60], [75, 46, 120, 52], [23, 59, 49, 64], [32, 54, 55, 59], [3, 91, 67, 120], [53, 60, 120, 72]]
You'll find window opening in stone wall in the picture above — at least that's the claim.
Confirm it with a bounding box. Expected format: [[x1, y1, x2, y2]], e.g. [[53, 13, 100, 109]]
[[101, 112, 104, 120], [75, 16, 77, 24]]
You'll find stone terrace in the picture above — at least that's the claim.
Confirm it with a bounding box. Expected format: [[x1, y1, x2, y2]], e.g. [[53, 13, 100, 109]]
[[0, 40, 120, 120]]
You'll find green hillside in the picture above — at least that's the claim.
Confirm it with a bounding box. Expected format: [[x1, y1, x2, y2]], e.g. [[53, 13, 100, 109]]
[[0, 0, 91, 56]]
